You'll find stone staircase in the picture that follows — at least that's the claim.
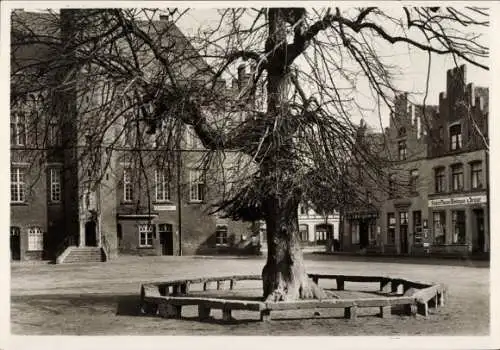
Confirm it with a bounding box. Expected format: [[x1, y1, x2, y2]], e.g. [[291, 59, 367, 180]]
[[56, 246, 106, 264]]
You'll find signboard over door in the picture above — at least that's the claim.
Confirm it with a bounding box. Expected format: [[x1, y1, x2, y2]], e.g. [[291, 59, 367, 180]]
[[429, 195, 486, 208]]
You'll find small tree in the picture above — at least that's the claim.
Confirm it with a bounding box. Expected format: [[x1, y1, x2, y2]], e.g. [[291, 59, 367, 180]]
[[11, 7, 488, 301]]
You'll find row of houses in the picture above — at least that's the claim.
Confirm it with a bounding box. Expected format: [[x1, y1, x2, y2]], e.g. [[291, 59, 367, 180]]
[[9, 10, 338, 262], [341, 64, 489, 256]]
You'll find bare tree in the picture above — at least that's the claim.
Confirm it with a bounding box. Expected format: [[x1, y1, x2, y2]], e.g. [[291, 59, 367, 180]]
[[11, 7, 488, 301]]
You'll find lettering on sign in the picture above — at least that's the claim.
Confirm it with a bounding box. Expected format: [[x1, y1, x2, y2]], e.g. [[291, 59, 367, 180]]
[[153, 204, 177, 211], [428, 195, 487, 208]]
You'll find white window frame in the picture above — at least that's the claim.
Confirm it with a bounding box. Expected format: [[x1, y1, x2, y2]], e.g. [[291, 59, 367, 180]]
[[189, 169, 205, 202], [451, 164, 464, 191], [123, 168, 133, 202], [11, 113, 27, 146], [28, 227, 43, 251], [138, 224, 154, 247], [450, 124, 462, 151], [11, 167, 26, 203], [471, 162, 482, 189], [49, 168, 62, 202], [155, 168, 170, 202], [215, 225, 228, 246]]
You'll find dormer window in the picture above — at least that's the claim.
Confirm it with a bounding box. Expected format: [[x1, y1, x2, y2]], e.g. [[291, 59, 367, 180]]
[[450, 124, 462, 151]]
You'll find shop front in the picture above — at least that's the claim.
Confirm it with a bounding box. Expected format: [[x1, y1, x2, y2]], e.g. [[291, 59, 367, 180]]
[[344, 211, 379, 252], [427, 194, 488, 254]]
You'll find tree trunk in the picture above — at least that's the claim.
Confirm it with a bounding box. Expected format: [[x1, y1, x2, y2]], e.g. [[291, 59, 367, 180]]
[[261, 196, 330, 301]]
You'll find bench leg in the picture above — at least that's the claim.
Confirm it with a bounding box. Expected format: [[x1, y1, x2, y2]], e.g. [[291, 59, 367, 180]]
[[344, 306, 357, 320], [437, 291, 445, 307], [380, 305, 391, 318], [417, 302, 428, 317], [198, 305, 211, 320], [260, 310, 271, 322], [222, 308, 232, 321], [217, 281, 222, 290], [405, 303, 417, 316], [180, 282, 190, 294], [337, 279, 345, 291], [203, 282, 208, 291], [230, 280, 236, 290], [159, 304, 182, 318]]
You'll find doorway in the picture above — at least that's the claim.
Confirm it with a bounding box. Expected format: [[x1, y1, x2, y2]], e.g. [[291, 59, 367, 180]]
[[10, 226, 21, 260], [159, 223, 174, 255], [85, 220, 97, 247], [359, 220, 369, 248], [473, 209, 485, 252], [399, 211, 409, 254]]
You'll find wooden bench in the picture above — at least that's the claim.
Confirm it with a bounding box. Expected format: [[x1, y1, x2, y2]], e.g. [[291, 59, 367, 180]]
[[140, 274, 446, 322]]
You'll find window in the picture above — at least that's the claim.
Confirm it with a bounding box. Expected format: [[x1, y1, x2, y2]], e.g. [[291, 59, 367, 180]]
[[387, 213, 396, 245], [388, 174, 396, 197], [433, 211, 446, 244], [189, 169, 205, 202], [299, 205, 307, 215], [11, 167, 26, 203], [49, 168, 62, 202], [215, 225, 228, 245], [398, 140, 407, 160], [399, 212, 408, 226], [299, 224, 308, 241], [450, 124, 462, 151], [28, 227, 43, 251], [316, 225, 331, 243], [451, 164, 464, 191], [48, 122, 62, 147], [11, 113, 27, 146], [155, 168, 170, 202], [186, 126, 202, 149], [452, 210, 466, 244], [351, 221, 360, 244], [139, 224, 154, 247], [471, 162, 483, 189], [123, 168, 133, 202], [409, 169, 418, 194], [435, 167, 445, 193]]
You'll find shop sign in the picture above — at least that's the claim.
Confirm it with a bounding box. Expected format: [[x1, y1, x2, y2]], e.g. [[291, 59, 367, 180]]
[[429, 195, 486, 208], [153, 204, 177, 211]]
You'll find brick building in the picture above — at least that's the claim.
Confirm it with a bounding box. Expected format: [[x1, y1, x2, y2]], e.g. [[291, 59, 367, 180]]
[[9, 10, 332, 262], [342, 65, 489, 256]]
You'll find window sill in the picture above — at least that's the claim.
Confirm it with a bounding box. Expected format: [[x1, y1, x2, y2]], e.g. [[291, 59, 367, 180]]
[[153, 200, 174, 204], [188, 200, 204, 204], [10, 202, 28, 206], [138, 246, 154, 249], [48, 201, 62, 205], [27, 249, 43, 252]]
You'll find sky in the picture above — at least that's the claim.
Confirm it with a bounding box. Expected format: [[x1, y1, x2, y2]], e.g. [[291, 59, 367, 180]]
[[175, 7, 491, 129]]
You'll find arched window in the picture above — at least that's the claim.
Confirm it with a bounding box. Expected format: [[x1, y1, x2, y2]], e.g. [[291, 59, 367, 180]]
[[450, 124, 462, 150]]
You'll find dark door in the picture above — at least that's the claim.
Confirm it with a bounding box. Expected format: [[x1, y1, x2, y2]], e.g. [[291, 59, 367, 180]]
[[474, 209, 485, 252], [85, 221, 97, 247], [400, 224, 408, 254], [359, 220, 369, 248], [159, 224, 174, 255], [10, 227, 21, 260]]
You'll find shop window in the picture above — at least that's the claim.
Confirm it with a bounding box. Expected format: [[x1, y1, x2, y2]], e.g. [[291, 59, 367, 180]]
[[387, 213, 396, 245], [28, 227, 43, 251], [450, 124, 462, 151], [451, 164, 464, 191], [471, 161, 483, 189], [433, 211, 446, 244], [315, 224, 332, 244], [413, 211, 423, 245], [215, 225, 228, 246], [434, 167, 445, 193], [138, 224, 154, 247], [452, 210, 466, 244]]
